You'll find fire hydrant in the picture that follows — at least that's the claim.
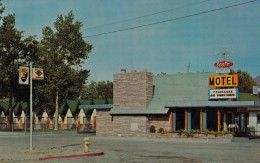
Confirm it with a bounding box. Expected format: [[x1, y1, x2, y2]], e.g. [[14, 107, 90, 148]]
[[83, 137, 91, 152]]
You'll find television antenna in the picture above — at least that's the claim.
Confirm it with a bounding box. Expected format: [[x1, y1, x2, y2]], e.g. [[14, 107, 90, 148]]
[[216, 47, 234, 61], [186, 62, 191, 73]]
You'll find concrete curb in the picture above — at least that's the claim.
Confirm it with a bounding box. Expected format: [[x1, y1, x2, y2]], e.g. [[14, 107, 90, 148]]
[[39, 150, 104, 161]]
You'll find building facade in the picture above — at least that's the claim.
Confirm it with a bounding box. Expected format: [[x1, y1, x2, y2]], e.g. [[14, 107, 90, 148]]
[[82, 69, 260, 137]]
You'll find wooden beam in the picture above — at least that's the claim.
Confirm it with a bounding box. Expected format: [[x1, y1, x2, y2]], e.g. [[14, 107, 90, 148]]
[[169, 111, 173, 131], [200, 108, 203, 130], [185, 109, 188, 130], [217, 108, 221, 132]]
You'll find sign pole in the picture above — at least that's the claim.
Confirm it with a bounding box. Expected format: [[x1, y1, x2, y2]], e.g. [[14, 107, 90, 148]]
[[30, 62, 33, 150]]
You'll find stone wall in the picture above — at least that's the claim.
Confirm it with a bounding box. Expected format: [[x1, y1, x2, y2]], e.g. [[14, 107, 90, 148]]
[[96, 109, 114, 136], [113, 69, 153, 109], [148, 114, 171, 132], [96, 109, 148, 136]]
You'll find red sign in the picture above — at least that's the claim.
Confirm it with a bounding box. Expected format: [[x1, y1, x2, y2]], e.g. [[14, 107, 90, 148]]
[[214, 61, 233, 68]]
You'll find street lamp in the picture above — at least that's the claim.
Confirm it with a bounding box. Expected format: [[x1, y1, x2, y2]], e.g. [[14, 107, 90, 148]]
[[18, 62, 44, 150]]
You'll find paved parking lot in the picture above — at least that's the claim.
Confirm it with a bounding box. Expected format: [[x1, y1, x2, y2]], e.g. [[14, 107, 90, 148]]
[[0, 132, 259, 162]]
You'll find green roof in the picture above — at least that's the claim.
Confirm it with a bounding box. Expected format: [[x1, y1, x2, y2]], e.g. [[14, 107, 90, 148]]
[[84, 72, 260, 115], [145, 72, 216, 114], [111, 72, 215, 115], [110, 108, 168, 115], [80, 104, 113, 109]]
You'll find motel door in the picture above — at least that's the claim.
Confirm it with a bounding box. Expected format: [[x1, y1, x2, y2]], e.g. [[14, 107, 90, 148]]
[[235, 112, 248, 137]]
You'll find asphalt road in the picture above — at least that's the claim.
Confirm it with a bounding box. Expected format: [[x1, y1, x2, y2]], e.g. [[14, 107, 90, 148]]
[[0, 132, 260, 163]]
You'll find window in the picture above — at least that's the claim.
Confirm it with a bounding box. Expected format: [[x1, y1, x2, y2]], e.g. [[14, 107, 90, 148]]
[[67, 117, 74, 124], [257, 114, 260, 124]]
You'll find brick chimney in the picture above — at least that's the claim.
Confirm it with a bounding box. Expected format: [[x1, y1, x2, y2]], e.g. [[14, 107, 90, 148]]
[[113, 69, 153, 109]]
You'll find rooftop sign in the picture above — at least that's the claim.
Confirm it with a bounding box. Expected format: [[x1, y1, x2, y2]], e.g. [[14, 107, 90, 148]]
[[215, 68, 230, 74], [214, 61, 233, 68], [208, 74, 238, 88], [208, 88, 239, 100]]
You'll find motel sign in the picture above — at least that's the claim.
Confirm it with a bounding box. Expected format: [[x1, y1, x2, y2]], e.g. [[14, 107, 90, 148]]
[[208, 74, 238, 87]]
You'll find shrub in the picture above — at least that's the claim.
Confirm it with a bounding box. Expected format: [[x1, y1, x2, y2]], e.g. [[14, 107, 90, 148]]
[[158, 128, 165, 134], [183, 130, 194, 137], [219, 130, 228, 136], [176, 129, 183, 136], [201, 129, 210, 136], [150, 125, 156, 133]]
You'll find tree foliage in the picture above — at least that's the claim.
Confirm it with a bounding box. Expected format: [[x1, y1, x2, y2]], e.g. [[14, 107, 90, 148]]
[[0, 3, 39, 125], [236, 69, 256, 93], [82, 80, 113, 102], [0, 3, 93, 128], [0, 0, 4, 20], [37, 10, 92, 108]]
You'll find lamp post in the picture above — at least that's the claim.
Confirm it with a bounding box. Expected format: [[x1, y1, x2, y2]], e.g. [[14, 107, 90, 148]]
[[18, 62, 44, 150], [29, 62, 33, 150]]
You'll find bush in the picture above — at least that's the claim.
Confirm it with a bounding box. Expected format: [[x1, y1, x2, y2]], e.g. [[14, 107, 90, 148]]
[[158, 128, 165, 134], [183, 130, 194, 137], [150, 125, 156, 133], [201, 129, 210, 136], [219, 130, 228, 136], [176, 129, 183, 136]]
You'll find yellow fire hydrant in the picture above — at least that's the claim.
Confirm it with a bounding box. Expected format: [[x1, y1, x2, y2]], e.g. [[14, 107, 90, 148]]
[[83, 137, 91, 152]]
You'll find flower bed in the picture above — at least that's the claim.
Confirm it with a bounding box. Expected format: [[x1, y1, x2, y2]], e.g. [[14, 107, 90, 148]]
[[149, 128, 233, 139]]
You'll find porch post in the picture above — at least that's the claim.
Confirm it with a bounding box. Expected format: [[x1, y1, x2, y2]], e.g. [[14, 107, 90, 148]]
[[217, 108, 221, 132], [169, 111, 173, 131], [223, 112, 227, 131], [200, 108, 203, 130], [203, 109, 207, 129], [173, 111, 176, 131], [185, 109, 188, 130], [188, 109, 191, 131]]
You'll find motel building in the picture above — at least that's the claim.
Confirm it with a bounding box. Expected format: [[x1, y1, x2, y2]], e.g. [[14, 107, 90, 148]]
[[81, 68, 260, 137]]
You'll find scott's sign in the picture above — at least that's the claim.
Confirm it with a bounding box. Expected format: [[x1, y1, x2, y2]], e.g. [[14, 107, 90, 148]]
[[208, 74, 238, 87], [214, 61, 233, 68]]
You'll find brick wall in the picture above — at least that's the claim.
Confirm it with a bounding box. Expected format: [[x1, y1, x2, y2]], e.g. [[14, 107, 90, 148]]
[[96, 109, 114, 136], [96, 69, 171, 136], [96, 109, 149, 136], [148, 114, 171, 132], [113, 69, 153, 109]]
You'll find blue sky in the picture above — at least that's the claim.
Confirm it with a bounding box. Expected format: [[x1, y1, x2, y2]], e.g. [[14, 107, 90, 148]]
[[3, 0, 260, 81]]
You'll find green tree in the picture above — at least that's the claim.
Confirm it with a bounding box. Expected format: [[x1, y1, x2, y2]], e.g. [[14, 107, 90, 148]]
[[81, 80, 113, 103], [96, 80, 113, 103], [236, 70, 256, 93], [0, 11, 25, 126], [38, 11, 92, 130], [0, 0, 4, 20], [81, 81, 98, 100]]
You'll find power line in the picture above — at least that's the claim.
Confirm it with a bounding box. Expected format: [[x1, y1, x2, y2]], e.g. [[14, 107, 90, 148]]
[[85, 0, 258, 38], [85, 0, 211, 30]]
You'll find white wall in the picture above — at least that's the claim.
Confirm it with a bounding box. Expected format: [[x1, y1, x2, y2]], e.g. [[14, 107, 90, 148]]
[[248, 112, 260, 135]]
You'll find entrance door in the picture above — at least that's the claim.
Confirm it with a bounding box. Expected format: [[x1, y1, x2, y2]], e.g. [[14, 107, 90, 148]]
[[234, 112, 248, 137], [175, 109, 185, 131], [207, 108, 217, 131], [238, 113, 248, 136]]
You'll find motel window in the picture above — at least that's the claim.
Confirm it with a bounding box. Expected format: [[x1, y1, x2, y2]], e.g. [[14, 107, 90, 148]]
[[0, 117, 5, 123], [83, 117, 88, 124], [257, 114, 260, 124], [67, 117, 74, 124]]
